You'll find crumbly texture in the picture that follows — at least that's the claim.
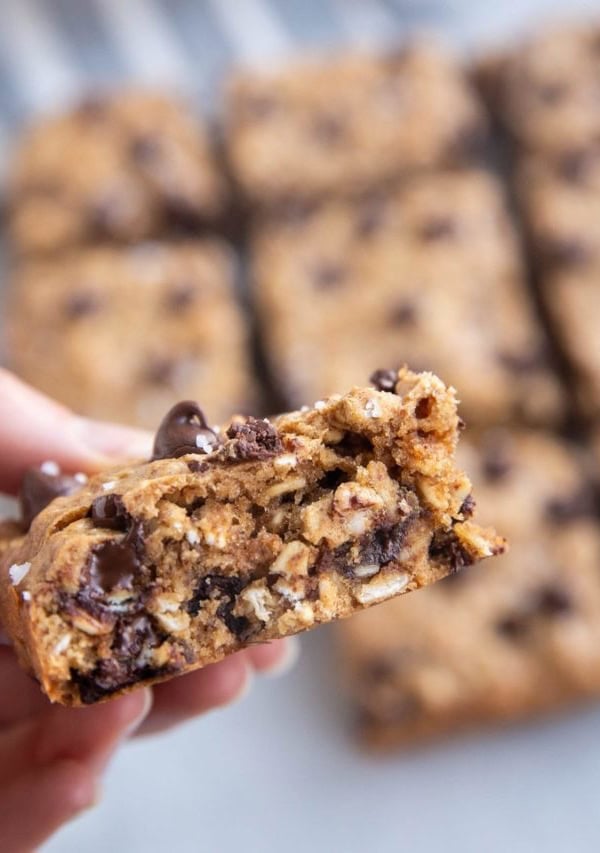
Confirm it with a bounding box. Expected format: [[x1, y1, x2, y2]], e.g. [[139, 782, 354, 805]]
[[253, 169, 562, 425], [224, 43, 487, 205], [339, 429, 600, 748], [0, 369, 504, 705], [478, 24, 600, 157], [6, 240, 253, 428], [7, 91, 227, 256], [516, 157, 600, 418]]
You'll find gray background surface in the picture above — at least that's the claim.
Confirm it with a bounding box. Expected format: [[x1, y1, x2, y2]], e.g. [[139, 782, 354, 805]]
[[2, 2, 600, 851]]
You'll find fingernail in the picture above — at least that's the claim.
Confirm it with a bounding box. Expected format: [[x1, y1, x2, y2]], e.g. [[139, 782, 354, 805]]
[[122, 689, 154, 739], [71, 417, 153, 464], [264, 636, 301, 678]]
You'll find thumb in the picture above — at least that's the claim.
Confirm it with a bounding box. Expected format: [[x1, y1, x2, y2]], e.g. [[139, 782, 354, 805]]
[[0, 369, 152, 494]]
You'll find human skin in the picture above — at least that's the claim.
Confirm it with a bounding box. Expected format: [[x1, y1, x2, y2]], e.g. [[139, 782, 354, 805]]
[[0, 369, 297, 850]]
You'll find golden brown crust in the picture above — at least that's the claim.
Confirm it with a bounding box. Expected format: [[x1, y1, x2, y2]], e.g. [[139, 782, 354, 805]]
[[0, 369, 504, 705]]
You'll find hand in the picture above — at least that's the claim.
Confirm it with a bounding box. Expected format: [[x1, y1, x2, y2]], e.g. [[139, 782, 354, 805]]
[[0, 370, 298, 850]]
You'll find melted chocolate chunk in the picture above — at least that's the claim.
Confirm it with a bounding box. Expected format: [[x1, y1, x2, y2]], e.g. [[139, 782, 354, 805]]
[[428, 529, 474, 574], [369, 368, 397, 393], [419, 216, 456, 242], [64, 292, 100, 320], [187, 460, 209, 474], [88, 540, 141, 592], [90, 494, 130, 531], [186, 574, 251, 637], [317, 519, 411, 577], [19, 468, 82, 530], [224, 417, 283, 462], [152, 401, 219, 460], [312, 262, 347, 290]]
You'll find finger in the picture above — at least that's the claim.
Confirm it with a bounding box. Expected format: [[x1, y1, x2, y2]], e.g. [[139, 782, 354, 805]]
[[245, 637, 300, 675], [0, 688, 152, 785], [0, 759, 96, 852], [136, 654, 250, 737], [0, 369, 151, 494], [0, 647, 48, 724]]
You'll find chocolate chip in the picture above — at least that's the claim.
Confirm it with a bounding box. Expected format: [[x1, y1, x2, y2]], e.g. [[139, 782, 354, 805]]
[[64, 292, 100, 320], [535, 585, 572, 617], [152, 401, 219, 461], [187, 574, 250, 636], [19, 468, 82, 530], [112, 614, 158, 659], [359, 521, 410, 567], [496, 613, 529, 640], [355, 197, 387, 237], [188, 460, 209, 474], [90, 494, 130, 531], [415, 397, 433, 419], [558, 148, 595, 183], [369, 368, 397, 393], [312, 262, 346, 290], [224, 417, 283, 462], [459, 494, 476, 518], [540, 237, 591, 269], [164, 283, 197, 312], [144, 357, 178, 387], [499, 349, 547, 374], [481, 440, 513, 483], [312, 113, 346, 144], [419, 217, 456, 242], [88, 540, 141, 592], [129, 134, 162, 163], [545, 489, 594, 523], [389, 301, 417, 327], [428, 529, 474, 574]]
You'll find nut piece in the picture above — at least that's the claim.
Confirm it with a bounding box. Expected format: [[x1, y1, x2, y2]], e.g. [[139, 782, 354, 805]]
[[264, 477, 307, 500], [354, 572, 410, 605], [240, 584, 273, 622], [71, 609, 115, 636], [270, 541, 311, 579]]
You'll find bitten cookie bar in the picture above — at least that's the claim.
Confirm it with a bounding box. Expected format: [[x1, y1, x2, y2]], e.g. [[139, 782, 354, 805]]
[[224, 43, 487, 205], [253, 169, 562, 425], [0, 369, 504, 705], [6, 240, 253, 428], [339, 429, 600, 748], [7, 91, 227, 256], [478, 24, 600, 157]]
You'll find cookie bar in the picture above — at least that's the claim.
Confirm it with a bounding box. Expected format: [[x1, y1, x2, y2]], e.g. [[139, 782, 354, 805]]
[[6, 240, 253, 428], [253, 169, 562, 425], [0, 368, 504, 705], [515, 158, 600, 418], [7, 91, 227, 256], [224, 43, 487, 205], [478, 24, 600, 157], [339, 429, 600, 748]]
